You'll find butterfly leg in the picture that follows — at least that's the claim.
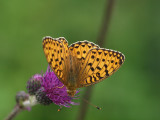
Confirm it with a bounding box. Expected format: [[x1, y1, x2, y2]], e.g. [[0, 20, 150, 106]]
[[57, 85, 64, 88], [57, 106, 63, 111]]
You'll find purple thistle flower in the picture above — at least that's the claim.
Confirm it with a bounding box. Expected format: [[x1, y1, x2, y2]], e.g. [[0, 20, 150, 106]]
[[41, 66, 79, 107], [27, 65, 79, 107]]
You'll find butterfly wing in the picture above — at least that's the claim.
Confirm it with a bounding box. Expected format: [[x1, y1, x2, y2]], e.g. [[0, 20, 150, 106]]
[[58, 37, 69, 57], [68, 40, 100, 81], [68, 41, 99, 64], [78, 48, 125, 87], [63, 41, 100, 89], [43, 36, 69, 83], [43, 37, 125, 91]]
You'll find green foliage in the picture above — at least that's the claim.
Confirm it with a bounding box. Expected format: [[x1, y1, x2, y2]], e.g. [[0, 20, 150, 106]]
[[0, 0, 160, 119]]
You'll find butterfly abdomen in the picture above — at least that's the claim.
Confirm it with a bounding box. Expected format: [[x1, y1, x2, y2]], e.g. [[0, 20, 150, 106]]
[[66, 78, 77, 97], [67, 88, 77, 97]]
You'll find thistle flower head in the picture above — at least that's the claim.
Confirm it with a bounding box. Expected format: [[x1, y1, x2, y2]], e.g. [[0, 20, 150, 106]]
[[27, 74, 42, 95], [27, 65, 79, 107]]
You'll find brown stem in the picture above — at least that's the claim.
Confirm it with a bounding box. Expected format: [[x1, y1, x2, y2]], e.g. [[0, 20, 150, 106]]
[[5, 105, 23, 120], [77, 0, 115, 120], [77, 86, 94, 120], [97, 0, 115, 47]]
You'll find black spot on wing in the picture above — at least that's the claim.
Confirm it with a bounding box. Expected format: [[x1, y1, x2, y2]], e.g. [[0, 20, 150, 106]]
[[105, 70, 109, 76]]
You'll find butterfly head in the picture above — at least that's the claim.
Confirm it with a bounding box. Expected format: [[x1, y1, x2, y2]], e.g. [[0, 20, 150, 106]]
[[67, 89, 76, 97]]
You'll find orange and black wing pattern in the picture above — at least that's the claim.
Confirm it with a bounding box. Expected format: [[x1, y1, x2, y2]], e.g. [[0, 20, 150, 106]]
[[43, 36, 125, 91], [78, 48, 125, 87], [68, 41, 99, 65], [42, 36, 68, 82]]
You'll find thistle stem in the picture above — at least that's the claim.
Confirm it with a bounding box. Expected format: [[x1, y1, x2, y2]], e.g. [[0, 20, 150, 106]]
[[5, 92, 37, 120], [5, 105, 23, 120]]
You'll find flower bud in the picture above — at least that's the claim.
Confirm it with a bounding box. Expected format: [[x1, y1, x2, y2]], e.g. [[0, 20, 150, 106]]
[[16, 91, 29, 106], [35, 87, 52, 105], [27, 74, 42, 95]]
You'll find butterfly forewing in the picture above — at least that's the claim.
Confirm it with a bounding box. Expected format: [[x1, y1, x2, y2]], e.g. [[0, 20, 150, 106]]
[[78, 48, 125, 87], [69, 41, 99, 64], [58, 37, 69, 57], [43, 37, 68, 82]]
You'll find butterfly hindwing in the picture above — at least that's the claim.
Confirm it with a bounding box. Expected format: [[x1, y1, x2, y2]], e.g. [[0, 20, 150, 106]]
[[78, 48, 125, 87]]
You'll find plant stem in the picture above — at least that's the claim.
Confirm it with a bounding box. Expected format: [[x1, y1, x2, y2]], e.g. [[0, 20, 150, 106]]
[[77, 0, 115, 120], [5, 92, 37, 120], [77, 86, 94, 120], [5, 105, 23, 120], [97, 0, 115, 47]]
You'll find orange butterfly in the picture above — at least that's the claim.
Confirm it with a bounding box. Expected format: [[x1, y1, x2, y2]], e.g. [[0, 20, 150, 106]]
[[43, 36, 125, 97]]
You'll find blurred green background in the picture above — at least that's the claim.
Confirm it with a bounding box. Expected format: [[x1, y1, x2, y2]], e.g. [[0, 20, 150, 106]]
[[0, 0, 160, 120]]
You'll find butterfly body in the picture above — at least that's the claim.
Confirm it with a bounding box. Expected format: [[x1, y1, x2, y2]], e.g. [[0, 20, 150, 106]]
[[64, 55, 81, 96], [43, 36, 125, 97]]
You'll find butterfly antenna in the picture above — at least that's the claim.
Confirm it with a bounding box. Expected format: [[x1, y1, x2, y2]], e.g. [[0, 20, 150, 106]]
[[82, 98, 102, 110]]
